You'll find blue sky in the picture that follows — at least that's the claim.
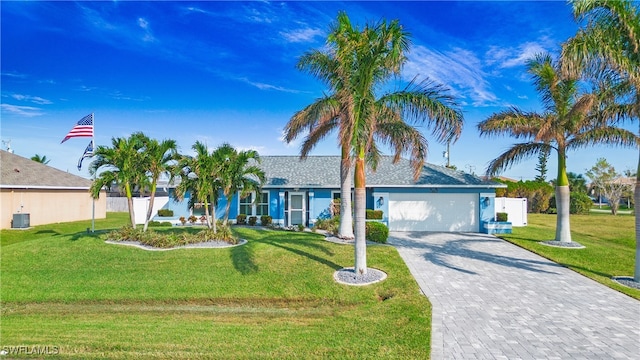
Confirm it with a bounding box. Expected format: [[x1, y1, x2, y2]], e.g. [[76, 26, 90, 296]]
[[1, 1, 636, 181]]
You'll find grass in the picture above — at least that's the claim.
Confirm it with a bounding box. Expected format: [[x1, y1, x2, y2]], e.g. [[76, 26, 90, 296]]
[[1, 213, 431, 359], [499, 213, 639, 300]]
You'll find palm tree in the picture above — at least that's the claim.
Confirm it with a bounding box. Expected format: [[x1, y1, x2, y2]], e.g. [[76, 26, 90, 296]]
[[31, 154, 50, 164], [478, 53, 638, 243], [215, 143, 266, 225], [284, 13, 359, 240], [133, 133, 178, 232], [89, 135, 145, 228], [562, 0, 640, 281], [291, 12, 463, 275], [173, 141, 220, 231]]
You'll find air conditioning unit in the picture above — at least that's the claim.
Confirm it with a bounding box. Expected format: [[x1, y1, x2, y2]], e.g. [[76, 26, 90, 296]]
[[12, 213, 30, 228]]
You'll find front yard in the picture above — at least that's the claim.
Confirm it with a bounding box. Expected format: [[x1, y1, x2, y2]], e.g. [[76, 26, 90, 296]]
[[1, 213, 431, 359]]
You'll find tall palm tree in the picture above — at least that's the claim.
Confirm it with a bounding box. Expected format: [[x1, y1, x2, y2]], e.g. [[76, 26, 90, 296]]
[[284, 13, 359, 240], [562, 0, 640, 280], [478, 53, 638, 243], [215, 143, 266, 225], [31, 154, 50, 164], [173, 141, 220, 231], [291, 12, 463, 275], [89, 135, 145, 228], [133, 132, 178, 232]]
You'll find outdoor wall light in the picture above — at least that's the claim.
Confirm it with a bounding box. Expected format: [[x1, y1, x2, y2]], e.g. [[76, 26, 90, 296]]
[[377, 196, 384, 206]]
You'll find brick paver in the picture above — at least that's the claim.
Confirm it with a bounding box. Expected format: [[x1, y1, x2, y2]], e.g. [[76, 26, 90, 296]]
[[388, 232, 640, 359]]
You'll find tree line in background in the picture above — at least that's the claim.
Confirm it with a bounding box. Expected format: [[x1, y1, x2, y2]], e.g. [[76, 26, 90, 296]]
[[496, 156, 635, 216]]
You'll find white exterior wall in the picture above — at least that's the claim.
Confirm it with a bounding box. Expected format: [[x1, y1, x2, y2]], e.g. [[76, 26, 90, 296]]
[[495, 197, 527, 226], [133, 196, 170, 224]]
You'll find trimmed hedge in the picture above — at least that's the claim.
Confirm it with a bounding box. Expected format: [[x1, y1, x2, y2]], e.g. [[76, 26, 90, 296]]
[[365, 209, 383, 220], [157, 209, 174, 217], [248, 216, 258, 226], [496, 212, 508, 222], [365, 221, 389, 244], [236, 214, 247, 225]]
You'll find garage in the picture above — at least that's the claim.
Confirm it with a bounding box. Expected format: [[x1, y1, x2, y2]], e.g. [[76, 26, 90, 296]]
[[388, 192, 478, 232]]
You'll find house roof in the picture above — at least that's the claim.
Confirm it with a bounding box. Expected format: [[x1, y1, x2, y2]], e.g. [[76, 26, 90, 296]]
[[0, 150, 93, 190], [258, 156, 502, 189]]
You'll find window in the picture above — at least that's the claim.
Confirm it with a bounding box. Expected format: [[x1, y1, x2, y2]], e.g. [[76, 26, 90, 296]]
[[239, 193, 253, 215], [256, 192, 269, 216], [239, 192, 269, 217]]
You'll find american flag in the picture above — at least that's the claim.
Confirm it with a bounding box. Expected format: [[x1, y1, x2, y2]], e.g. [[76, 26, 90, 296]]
[[77, 141, 94, 171], [61, 113, 93, 143]]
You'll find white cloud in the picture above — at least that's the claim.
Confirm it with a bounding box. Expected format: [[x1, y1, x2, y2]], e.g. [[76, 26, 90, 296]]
[[405, 45, 498, 106], [137, 17, 156, 43], [485, 39, 551, 69], [237, 77, 302, 93], [11, 94, 52, 105], [281, 27, 323, 43], [1, 104, 44, 117]]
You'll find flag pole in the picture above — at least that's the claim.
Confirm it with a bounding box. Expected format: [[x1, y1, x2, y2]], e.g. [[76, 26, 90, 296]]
[[91, 112, 95, 233]]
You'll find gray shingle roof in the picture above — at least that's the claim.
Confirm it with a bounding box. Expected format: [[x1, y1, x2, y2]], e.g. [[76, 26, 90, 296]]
[[0, 150, 92, 189], [258, 156, 501, 188]]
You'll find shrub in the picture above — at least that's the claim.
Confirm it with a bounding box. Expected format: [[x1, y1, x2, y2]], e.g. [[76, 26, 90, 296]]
[[260, 215, 272, 226], [297, 224, 305, 232], [188, 215, 197, 224], [496, 212, 508, 222], [148, 221, 172, 227], [199, 215, 207, 225], [366, 209, 383, 220], [570, 191, 592, 215], [179, 216, 187, 225], [157, 209, 174, 217], [366, 221, 389, 244], [314, 216, 340, 235], [199, 226, 237, 244], [236, 214, 247, 225], [248, 216, 257, 226]]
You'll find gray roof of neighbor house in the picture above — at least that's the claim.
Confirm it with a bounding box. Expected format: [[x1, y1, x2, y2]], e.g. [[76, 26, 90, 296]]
[[258, 156, 503, 188], [0, 150, 93, 189]]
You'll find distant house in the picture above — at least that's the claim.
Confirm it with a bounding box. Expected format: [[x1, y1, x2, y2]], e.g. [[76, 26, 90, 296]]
[[0, 150, 106, 229], [156, 156, 505, 232]]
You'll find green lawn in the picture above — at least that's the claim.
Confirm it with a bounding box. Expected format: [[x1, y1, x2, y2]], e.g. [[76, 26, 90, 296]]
[[499, 213, 639, 300], [1, 213, 431, 359]]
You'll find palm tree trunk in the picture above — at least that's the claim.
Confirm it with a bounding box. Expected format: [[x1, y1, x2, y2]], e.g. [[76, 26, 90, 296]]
[[338, 145, 354, 239], [353, 156, 367, 275], [143, 182, 157, 232], [204, 199, 213, 230], [224, 195, 232, 226], [555, 149, 571, 243], [125, 183, 136, 229], [634, 150, 639, 282]]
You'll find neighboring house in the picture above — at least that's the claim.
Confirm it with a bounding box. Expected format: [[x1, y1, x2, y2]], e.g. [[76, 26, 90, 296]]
[[0, 150, 107, 229], [155, 156, 505, 232]]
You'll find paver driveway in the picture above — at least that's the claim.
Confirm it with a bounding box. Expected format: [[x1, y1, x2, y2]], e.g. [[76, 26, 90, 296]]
[[388, 232, 640, 360]]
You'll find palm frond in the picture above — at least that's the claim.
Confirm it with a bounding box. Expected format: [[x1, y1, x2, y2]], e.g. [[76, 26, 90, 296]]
[[485, 142, 548, 177]]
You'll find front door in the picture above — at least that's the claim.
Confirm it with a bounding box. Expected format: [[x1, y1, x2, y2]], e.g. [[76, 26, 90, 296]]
[[288, 192, 305, 226]]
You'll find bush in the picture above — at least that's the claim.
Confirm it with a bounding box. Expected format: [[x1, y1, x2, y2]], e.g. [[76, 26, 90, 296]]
[[314, 216, 340, 235], [570, 191, 592, 215], [248, 216, 257, 226], [260, 215, 272, 226], [157, 209, 174, 217], [496, 212, 508, 222], [236, 214, 247, 225], [188, 215, 197, 224], [366, 221, 389, 244], [148, 221, 172, 227], [365, 209, 383, 220]]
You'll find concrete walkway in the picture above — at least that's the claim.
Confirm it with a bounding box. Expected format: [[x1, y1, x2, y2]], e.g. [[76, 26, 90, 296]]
[[388, 232, 640, 360]]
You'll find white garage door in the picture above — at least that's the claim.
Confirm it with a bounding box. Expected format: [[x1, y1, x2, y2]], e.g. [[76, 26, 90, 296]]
[[388, 192, 478, 232]]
